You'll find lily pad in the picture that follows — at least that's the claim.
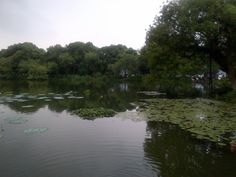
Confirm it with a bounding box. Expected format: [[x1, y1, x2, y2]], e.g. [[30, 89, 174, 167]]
[[67, 96, 84, 99], [21, 105, 34, 108], [53, 97, 64, 100], [27, 95, 37, 99], [37, 97, 49, 100], [15, 99, 28, 102], [14, 94, 24, 99], [139, 98, 236, 146], [5, 116, 28, 124], [137, 91, 166, 96], [64, 91, 73, 96], [73, 108, 116, 119], [24, 127, 48, 134]]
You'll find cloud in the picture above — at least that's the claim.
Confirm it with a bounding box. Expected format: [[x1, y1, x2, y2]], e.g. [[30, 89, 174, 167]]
[[0, 0, 164, 50]]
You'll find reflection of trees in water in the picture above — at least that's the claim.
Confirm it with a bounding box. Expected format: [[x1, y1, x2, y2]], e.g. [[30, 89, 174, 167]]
[[0, 81, 49, 94], [7, 101, 46, 114], [144, 122, 236, 177], [0, 81, 139, 114]]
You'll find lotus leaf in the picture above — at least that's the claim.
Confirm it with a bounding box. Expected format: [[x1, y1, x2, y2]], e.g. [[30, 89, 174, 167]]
[[73, 108, 116, 119], [5, 117, 28, 124], [139, 98, 236, 146], [21, 105, 34, 108], [24, 128, 48, 134]]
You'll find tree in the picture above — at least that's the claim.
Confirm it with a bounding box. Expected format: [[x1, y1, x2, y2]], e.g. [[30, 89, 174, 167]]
[[109, 53, 138, 77], [45, 44, 65, 75], [19, 59, 48, 80], [145, 0, 236, 89], [0, 42, 45, 78]]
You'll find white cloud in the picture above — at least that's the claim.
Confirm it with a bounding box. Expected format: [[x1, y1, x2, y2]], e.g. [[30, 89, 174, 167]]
[[0, 0, 164, 50]]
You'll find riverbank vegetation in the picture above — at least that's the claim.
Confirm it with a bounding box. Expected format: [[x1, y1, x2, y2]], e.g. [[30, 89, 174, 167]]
[[0, 42, 148, 80], [0, 0, 235, 94]]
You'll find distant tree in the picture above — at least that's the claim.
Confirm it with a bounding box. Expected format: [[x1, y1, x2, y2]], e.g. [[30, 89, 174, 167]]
[[19, 59, 48, 80], [0, 42, 45, 78], [45, 44, 65, 75], [109, 53, 138, 77], [0, 41, 145, 79]]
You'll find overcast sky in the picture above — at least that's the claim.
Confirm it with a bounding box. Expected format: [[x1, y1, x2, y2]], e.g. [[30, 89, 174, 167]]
[[0, 0, 165, 50]]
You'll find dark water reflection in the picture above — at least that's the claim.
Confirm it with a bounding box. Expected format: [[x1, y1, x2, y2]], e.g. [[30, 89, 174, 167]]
[[0, 80, 141, 114], [0, 80, 235, 177], [144, 122, 236, 177]]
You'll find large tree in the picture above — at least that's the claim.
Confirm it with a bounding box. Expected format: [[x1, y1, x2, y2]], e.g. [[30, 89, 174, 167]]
[[145, 0, 236, 89]]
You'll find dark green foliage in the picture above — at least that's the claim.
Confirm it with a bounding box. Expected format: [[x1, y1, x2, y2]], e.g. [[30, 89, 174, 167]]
[[144, 0, 236, 89], [0, 42, 143, 80], [0, 42, 46, 79], [72, 108, 116, 120]]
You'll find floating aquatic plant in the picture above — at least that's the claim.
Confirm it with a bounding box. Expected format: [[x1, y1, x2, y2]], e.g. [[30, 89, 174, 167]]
[[37, 96, 49, 100], [27, 95, 37, 99], [24, 128, 48, 134], [139, 98, 236, 146], [67, 96, 84, 99], [14, 94, 24, 99], [137, 91, 166, 96], [15, 99, 28, 102], [53, 97, 64, 100], [4, 116, 28, 124], [64, 91, 73, 96], [21, 105, 34, 108], [73, 108, 116, 120]]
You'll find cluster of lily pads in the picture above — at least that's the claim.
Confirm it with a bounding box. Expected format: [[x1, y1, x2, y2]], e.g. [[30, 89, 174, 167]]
[[72, 108, 116, 120], [139, 98, 236, 146], [0, 91, 84, 107], [3, 116, 48, 135]]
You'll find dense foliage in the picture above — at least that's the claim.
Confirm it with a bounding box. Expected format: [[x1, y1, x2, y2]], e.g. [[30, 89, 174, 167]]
[[0, 42, 147, 80], [143, 0, 236, 89]]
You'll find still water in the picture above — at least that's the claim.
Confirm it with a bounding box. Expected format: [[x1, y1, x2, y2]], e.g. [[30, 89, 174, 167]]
[[0, 80, 235, 177]]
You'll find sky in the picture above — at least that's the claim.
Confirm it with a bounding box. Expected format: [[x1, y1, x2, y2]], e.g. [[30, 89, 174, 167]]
[[0, 0, 165, 50]]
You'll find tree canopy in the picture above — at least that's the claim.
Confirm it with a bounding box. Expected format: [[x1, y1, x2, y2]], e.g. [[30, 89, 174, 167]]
[[144, 0, 236, 89], [0, 42, 143, 80]]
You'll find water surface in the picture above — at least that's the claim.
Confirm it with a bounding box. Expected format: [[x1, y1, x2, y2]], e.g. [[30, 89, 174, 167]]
[[0, 80, 235, 177]]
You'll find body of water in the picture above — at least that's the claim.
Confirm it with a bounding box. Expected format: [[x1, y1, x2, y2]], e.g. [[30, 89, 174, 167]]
[[0, 80, 235, 177]]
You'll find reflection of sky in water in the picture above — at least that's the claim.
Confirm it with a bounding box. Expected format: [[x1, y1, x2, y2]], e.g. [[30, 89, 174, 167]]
[[0, 104, 160, 177], [119, 83, 129, 92], [0, 81, 236, 177]]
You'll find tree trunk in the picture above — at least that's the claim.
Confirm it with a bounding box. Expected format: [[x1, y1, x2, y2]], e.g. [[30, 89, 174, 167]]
[[228, 64, 236, 90], [214, 55, 236, 90]]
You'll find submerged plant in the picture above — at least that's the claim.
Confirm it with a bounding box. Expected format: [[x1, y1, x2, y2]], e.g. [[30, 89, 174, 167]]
[[72, 108, 116, 120]]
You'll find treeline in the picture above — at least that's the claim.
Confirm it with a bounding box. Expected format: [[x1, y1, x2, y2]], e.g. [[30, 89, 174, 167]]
[[0, 42, 149, 80], [1, 0, 235, 91]]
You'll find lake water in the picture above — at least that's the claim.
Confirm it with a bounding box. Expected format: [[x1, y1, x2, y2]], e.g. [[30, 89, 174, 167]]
[[0, 80, 236, 177]]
